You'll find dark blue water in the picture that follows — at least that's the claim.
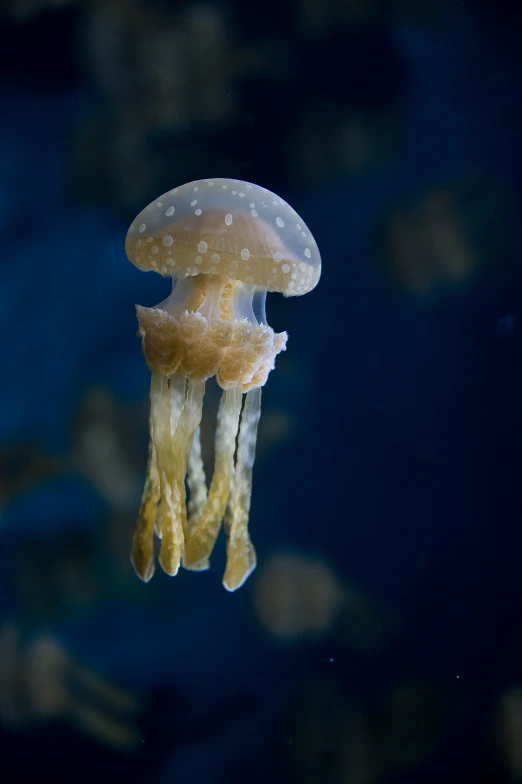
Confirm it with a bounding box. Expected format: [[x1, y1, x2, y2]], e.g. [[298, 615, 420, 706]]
[[1, 3, 521, 782]]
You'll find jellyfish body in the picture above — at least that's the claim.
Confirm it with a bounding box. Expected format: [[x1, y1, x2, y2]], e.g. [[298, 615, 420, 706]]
[[125, 178, 321, 590]]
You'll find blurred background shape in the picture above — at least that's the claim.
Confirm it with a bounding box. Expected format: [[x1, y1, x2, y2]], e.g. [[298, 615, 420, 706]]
[[253, 550, 388, 649], [285, 676, 450, 784], [0, 622, 141, 748], [495, 686, 522, 783]]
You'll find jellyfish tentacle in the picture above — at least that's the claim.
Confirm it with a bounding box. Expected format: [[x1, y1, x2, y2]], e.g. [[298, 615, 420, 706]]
[[169, 374, 186, 436], [154, 372, 188, 550], [158, 377, 205, 576], [187, 426, 208, 532], [223, 454, 235, 537], [223, 386, 261, 591], [172, 378, 206, 534], [130, 426, 159, 582], [154, 374, 186, 541], [183, 385, 242, 571], [145, 370, 184, 577]]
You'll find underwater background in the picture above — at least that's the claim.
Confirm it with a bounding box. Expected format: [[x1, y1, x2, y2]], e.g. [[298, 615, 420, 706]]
[[1, 1, 522, 782]]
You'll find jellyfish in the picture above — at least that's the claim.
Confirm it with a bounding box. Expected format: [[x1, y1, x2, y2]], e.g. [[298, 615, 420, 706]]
[[125, 178, 321, 590]]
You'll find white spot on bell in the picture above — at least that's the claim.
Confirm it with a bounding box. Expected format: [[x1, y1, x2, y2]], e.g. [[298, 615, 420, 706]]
[[162, 235, 173, 246], [198, 241, 208, 253], [225, 214, 233, 225], [282, 264, 290, 273], [139, 223, 146, 233], [211, 253, 220, 262], [165, 206, 175, 217], [304, 247, 311, 258], [195, 256, 203, 264], [241, 248, 250, 261], [273, 252, 283, 263], [195, 208, 202, 215], [151, 246, 159, 255], [251, 209, 258, 217], [190, 199, 198, 206], [276, 217, 284, 228]]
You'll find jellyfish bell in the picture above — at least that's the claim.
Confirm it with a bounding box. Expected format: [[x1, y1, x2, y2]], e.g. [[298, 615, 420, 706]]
[[125, 178, 321, 591], [125, 178, 321, 294]]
